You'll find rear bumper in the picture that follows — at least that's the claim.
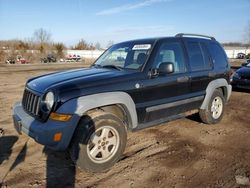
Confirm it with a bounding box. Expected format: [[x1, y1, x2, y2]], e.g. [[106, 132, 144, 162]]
[[12, 102, 80, 151]]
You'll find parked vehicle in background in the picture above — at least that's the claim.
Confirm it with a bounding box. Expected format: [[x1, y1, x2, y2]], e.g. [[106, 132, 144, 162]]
[[5, 57, 15, 64], [5, 55, 28, 64], [245, 53, 250, 59], [231, 62, 250, 90], [236, 52, 246, 59], [65, 54, 81, 62], [13, 33, 232, 172], [241, 59, 250, 67], [41, 54, 57, 63], [16, 55, 28, 64]]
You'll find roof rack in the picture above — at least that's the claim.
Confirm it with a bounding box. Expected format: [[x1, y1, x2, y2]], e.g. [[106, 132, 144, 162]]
[[175, 33, 216, 40]]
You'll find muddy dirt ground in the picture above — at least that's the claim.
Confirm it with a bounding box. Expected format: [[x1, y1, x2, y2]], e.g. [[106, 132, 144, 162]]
[[0, 62, 250, 188]]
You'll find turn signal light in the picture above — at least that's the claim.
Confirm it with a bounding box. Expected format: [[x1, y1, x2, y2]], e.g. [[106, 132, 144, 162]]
[[49, 113, 72, 122], [53, 132, 62, 142]]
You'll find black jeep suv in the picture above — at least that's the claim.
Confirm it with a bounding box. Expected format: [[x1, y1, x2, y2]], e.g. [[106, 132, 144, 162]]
[[13, 33, 231, 172]]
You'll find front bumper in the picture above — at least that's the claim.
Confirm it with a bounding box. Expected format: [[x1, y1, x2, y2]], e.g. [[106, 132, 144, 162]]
[[231, 78, 250, 90], [13, 102, 80, 151]]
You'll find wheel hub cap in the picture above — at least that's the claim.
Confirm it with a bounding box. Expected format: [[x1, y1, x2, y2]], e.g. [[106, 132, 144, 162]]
[[211, 96, 223, 119], [87, 126, 120, 163]]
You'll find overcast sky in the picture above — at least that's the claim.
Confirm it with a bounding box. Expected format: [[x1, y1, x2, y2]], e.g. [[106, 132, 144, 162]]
[[0, 0, 249, 47]]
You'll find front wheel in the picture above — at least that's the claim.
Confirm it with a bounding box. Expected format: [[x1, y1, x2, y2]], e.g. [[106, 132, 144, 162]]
[[199, 89, 225, 124], [69, 111, 127, 172]]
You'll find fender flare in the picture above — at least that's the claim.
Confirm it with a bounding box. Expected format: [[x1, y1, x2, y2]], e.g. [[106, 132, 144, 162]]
[[200, 78, 232, 110], [56, 92, 138, 129]]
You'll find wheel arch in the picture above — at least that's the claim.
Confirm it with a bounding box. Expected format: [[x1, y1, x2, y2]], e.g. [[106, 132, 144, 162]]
[[200, 78, 232, 110], [99, 104, 131, 128], [56, 92, 138, 130]]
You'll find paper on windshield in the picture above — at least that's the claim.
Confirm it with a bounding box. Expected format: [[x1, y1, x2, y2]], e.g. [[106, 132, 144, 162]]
[[132, 44, 151, 50]]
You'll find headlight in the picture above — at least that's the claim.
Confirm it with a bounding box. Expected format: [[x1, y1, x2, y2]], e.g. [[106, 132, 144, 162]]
[[233, 72, 240, 79], [44, 91, 54, 110]]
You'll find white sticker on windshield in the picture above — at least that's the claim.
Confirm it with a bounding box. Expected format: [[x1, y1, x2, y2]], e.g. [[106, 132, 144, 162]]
[[132, 44, 151, 50]]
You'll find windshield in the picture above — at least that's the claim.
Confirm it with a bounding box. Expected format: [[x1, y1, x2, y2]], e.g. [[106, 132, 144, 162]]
[[94, 41, 153, 70]]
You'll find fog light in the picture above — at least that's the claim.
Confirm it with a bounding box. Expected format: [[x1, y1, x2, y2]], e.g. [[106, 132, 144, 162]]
[[54, 132, 62, 142], [49, 113, 72, 122]]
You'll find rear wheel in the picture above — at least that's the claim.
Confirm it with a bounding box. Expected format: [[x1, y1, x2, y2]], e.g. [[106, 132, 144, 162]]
[[199, 89, 225, 124], [69, 111, 127, 172]]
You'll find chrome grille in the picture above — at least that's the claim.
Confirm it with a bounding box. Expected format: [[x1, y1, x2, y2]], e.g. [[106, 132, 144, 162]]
[[22, 89, 41, 116]]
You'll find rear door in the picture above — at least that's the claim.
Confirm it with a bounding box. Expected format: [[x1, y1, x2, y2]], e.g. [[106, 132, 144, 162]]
[[183, 38, 214, 105]]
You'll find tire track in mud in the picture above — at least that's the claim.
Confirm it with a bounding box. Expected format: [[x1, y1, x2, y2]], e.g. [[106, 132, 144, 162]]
[[82, 129, 205, 187], [144, 129, 203, 168]]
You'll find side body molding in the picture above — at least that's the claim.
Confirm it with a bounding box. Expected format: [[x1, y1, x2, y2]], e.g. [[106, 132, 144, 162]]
[[57, 92, 138, 129], [200, 78, 232, 110]]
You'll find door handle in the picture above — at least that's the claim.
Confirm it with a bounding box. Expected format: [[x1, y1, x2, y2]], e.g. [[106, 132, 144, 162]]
[[177, 76, 189, 83]]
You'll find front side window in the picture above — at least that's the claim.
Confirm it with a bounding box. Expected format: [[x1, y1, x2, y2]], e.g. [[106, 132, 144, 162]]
[[94, 42, 152, 70], [153, 42, 186, 74]]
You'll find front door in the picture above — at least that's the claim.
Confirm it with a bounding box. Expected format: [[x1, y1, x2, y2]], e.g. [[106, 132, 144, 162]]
[[138, 39, 192, 123]]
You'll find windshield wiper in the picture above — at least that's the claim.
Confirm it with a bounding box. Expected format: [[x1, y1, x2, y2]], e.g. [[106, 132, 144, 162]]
[[101, 65, 123, 71]]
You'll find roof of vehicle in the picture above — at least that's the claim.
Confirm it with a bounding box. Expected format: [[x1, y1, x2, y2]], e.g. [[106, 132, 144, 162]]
[[118, 33, 217, 45]]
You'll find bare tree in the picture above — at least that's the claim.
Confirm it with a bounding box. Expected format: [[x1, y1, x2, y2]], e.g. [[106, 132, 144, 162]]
[[0, 49, 6, 63], [90, 43, 95, 50], [73, 39, 88, 50], [34, 28, 51, 43], [95, 42, 101, 50], [53, 43, 65, 58], [33, 28, 51, 53], [245, 22, 250, 48], [73, 39, 95, 50]]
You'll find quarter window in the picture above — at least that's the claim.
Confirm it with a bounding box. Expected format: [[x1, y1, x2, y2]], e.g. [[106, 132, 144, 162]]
[[207, 43, 228, 68], [200, 43, 212, 68]]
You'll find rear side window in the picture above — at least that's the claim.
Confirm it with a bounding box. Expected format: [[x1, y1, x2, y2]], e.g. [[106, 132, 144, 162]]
[[186, 42, 211, 71], [200, 43, 212, 68], [207, 43, 228, 69]]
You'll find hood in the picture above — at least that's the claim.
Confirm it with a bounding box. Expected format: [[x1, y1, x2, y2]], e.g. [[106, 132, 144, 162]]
[[237, 66, 250, 76], [27, 67, 133, 93]]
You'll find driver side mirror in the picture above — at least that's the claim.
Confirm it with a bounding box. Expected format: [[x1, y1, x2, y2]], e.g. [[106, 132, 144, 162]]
[[158, 62, 174, 74], [149, 62, 174, 78]]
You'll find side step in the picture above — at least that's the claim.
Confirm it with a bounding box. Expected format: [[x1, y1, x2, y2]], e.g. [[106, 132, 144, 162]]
[[133, 109, 199, 131]]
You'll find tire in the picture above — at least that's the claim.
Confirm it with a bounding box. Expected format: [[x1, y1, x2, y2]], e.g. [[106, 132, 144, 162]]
[[69, 111, 127, 172], [199, 89, 225, 124]]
